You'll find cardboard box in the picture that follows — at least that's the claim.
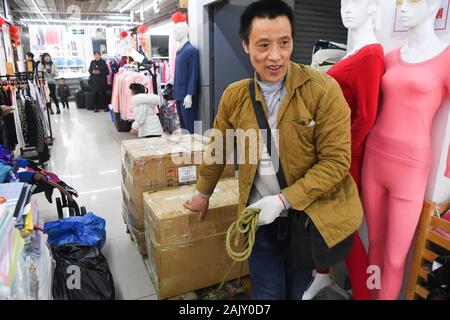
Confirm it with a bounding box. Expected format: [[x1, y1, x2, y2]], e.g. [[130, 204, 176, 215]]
[[143, 178, 248, 299], [144, 179, 239, 246], [122, 203, 147, 255], [121, 134, 235, 231]]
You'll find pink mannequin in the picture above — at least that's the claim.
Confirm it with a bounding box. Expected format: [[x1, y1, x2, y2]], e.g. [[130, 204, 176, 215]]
[[361, 0, 450, 300]]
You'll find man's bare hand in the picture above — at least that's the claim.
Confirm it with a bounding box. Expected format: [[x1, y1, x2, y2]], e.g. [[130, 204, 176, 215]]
[[183, 194, 210, 222]]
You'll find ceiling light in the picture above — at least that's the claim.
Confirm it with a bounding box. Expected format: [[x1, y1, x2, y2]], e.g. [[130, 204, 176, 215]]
[[120, 0, 140, 13], [144, 1, 155, 11], [21, 18, 140, 25], [31, 0, 49, 24], [107, 16, 131, 20]]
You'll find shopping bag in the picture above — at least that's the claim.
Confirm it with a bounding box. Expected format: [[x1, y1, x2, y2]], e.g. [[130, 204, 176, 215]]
[[44, 213, 106, 249], [52, 244, 115, 300]]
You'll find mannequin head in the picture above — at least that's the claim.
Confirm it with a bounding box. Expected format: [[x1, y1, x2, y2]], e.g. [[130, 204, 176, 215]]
[[173, 22, 189, 42], [341, 0, 379, 30], [397, 0, 443, 28]]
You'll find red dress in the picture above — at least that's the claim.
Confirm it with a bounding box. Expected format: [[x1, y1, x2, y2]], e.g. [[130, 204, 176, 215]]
[[326, 44, 384, 300], [328, 44, 384, 187]]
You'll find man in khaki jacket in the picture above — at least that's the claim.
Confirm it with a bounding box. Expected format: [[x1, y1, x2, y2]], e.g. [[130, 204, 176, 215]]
[[184, 0, 363, 300]]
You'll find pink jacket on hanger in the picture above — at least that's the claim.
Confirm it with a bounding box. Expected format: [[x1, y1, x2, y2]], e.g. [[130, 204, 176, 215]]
[[111, 69, 153, 120]]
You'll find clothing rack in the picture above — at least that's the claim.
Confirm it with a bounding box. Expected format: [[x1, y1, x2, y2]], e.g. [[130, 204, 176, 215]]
[[0, 71, 54, 163], [139, 63, 158, 95]]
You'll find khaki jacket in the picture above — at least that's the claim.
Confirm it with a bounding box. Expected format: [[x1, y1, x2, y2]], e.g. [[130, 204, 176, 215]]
[[196, 61, 363, 248]]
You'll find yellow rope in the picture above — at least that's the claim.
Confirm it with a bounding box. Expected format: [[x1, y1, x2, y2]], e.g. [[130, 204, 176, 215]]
[[217, 208, 260, 293]]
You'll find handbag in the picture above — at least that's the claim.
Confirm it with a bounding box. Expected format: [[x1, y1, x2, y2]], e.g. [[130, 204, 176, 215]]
[[248, 80, 354, 269]]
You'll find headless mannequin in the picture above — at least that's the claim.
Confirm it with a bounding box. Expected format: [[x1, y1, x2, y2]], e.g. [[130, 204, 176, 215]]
[[361, 0, 450, 299], [174, 22, 193, 109], [302, 0, 381, 301]]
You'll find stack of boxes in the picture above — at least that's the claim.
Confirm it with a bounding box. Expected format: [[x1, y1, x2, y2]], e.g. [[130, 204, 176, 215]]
[[121, 134, 249, 298], [143, 178, 249, 299], [121, 134, 234, 254]]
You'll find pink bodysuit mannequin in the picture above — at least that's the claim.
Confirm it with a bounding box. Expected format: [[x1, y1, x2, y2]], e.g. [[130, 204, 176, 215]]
[[361, 0, 450, 300]]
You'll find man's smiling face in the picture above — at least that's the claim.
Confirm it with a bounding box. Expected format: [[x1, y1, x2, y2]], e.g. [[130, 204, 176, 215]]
[[243, 15, 293, 82]]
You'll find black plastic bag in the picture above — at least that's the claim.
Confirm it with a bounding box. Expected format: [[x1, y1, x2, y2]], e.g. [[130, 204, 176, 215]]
[[52, 244, 115, 300]]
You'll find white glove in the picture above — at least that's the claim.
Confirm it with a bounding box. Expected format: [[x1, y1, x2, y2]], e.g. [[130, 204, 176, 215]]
[[183, 95, 192, 109], [247, 194, 286, 226]]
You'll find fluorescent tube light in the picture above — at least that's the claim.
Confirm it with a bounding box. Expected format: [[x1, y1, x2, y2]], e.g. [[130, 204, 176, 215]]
[[31, 0, 49, 24], [21, 18, 140, 25], [120, 0, 140, 13]]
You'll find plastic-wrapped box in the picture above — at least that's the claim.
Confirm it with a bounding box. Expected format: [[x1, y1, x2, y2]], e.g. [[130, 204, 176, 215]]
[[121, 134, 235, 231], [143, 178, 248, 299]]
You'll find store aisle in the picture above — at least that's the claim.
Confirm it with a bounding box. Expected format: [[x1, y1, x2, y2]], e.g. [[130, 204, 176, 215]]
[[33, 103, 157, 300]]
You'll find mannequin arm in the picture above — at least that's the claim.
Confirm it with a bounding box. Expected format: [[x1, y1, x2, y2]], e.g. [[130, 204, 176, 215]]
[[186, 48, 200, 98], [351, 54, 384, 157]]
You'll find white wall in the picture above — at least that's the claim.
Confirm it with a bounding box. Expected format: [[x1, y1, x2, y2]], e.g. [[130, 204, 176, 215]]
[[106, 28, 117, 57]]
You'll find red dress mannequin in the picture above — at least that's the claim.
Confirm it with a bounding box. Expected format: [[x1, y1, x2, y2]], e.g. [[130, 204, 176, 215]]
[[326, 43, 384, 300]]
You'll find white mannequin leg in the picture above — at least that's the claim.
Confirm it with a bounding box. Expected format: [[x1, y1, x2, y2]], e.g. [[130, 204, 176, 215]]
[[302, 272, 332, 300]]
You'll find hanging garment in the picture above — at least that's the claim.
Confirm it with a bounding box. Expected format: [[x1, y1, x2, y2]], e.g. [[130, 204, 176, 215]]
[[16, 98, 29, 145], [106, 60, 114, 86], [110, 69, 153, 121], [23, 97, 50, 163], [0, 88, 18, 149], [12, 89, 25, 149]]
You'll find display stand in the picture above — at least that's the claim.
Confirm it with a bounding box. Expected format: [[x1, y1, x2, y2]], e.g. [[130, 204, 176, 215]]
[[406, 199, 450, 300]]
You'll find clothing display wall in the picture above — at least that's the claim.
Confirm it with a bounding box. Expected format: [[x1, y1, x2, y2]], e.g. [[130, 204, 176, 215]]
[[111, 67, 154, 121]]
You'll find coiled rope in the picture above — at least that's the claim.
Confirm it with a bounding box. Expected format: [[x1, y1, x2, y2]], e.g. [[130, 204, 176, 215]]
[[217, 208, 260, 292]]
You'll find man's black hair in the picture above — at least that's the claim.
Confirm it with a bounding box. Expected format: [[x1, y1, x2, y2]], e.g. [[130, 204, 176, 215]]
[[26, 52, 34, 59], [240, 0, 295, 45], [94, 51, 101, 55]]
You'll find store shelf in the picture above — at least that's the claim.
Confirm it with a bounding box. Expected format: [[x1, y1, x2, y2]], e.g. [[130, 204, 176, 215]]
[[406, 199, 450, 300]]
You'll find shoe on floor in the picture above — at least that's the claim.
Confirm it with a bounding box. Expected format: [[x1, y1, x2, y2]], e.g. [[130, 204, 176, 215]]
[[104, 109, 109, 112], [94, 110, 99, 113]]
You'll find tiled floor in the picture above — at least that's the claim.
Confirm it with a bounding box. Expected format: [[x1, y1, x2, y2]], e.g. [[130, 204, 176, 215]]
[[34, 103, 157, 300]]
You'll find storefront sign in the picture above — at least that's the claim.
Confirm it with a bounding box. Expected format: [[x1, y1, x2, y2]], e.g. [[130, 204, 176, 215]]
[[5, 61, 14, 75], [179, 0, 188, 9], [72, 29, 85, 35], [393, 0, 450, 34]]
